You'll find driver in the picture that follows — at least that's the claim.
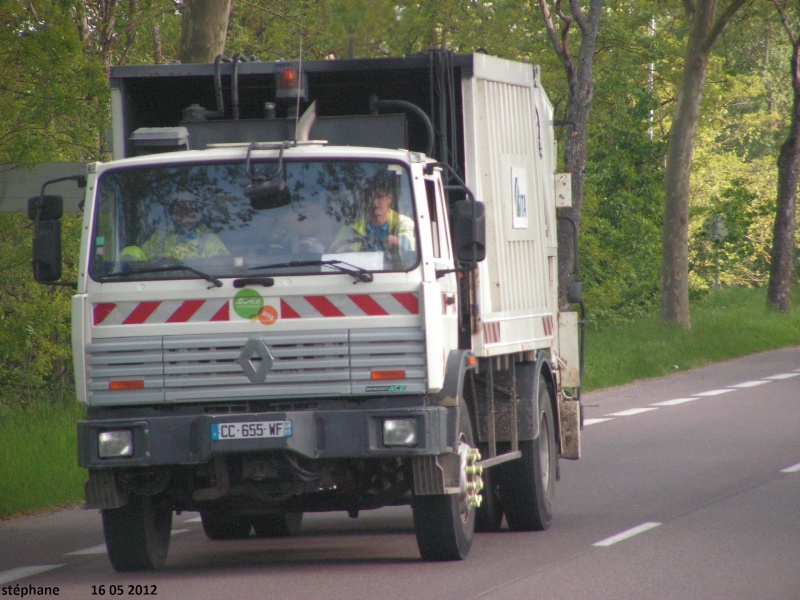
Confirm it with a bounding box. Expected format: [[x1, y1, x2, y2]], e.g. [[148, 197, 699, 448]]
[[330, 177, 415, 254]]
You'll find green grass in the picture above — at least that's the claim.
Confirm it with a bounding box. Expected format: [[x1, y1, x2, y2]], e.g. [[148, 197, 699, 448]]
[[2, 285, 799, 518], [584, 285, 800, 391], [0, 400, 87, 519]]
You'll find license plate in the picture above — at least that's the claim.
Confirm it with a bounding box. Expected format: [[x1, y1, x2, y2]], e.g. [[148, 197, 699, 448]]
[[211, 421, 292, 441]]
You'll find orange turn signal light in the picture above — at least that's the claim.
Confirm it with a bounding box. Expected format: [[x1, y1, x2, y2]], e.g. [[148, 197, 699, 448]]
[[109, 380, 144, 391], [370, 370, 406, 380]]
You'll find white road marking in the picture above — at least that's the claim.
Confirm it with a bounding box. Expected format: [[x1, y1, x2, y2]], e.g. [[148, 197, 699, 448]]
[[584, 418, 614, 426], [605, 408, 658, 417], [0, 565, 64, 585], [183, 516, 202, 523], [66, 544, 106, 556], [593, 522, 662, 547], [651, 397, 698, 406], [780, 462, 800, 474], [728, 380, 771, 388], [66, 529, 189, 556], [693, 389, 734, 397], [763, 372, 800, 380]]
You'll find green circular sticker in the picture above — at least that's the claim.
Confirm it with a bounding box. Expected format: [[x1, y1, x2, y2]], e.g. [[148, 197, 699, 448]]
[[233, 288, 264, 319]]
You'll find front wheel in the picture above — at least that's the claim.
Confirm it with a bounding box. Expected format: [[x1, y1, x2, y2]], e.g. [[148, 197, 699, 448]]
[[497, 378, 556, 531], [412, 400, 479, 561], [102, 495, 172, 572]]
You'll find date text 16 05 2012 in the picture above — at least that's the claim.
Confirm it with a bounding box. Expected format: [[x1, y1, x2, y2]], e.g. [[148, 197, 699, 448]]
[[91, 585, 158, 596]]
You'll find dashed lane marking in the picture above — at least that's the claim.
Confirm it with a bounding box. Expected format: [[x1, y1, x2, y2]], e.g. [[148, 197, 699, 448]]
[[584, 418, 614, 426], [728, 380, 771, 388], [0, 565, 64, 585], [780, 462, 800, 474], [651, 397, 699, 407], [693, 388, 734, 397], [65, 544, 106, 556], [605, 408, 659, 418], [763, 372, 800, 380], [65, 529, 189, 556], [585, 368, 798, 425], [592, 522, 662, 547]]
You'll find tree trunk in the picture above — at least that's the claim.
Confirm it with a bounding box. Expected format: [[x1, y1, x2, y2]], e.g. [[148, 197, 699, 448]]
[[177, 0, 233, 65], [660, 0, 747, 329], [537, 0, 604, 308], [766, 29, 800, 312], [661, 35, 711, 329]]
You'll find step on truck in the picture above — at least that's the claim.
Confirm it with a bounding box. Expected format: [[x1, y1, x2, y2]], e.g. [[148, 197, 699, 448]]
[[28, 50, 584, 571]]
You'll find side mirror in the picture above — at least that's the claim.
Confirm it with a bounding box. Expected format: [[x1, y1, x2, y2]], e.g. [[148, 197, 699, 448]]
[[453, 199, 486, 263], [27, 194, 63, 220], [28, 195, 64, 283]]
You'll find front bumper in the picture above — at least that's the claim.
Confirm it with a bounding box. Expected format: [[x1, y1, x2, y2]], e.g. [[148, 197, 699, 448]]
[[78, 405, 452, 469]]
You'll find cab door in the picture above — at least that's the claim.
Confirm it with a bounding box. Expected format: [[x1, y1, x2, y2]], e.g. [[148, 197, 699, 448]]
[[421, 172, 459, 391]]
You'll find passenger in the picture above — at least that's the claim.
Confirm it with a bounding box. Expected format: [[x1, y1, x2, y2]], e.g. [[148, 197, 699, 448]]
[[122, 193, 229, 260]]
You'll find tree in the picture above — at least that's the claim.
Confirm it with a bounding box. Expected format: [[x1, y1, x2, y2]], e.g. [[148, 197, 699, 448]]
[[766, 0, 800, 312], [661, 0, 749, 329], [177, 0, 233, 64], [537, 0, 605, 305]]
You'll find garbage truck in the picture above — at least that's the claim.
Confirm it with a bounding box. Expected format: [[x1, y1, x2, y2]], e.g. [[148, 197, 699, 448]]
[[27, 50, 584, 571]]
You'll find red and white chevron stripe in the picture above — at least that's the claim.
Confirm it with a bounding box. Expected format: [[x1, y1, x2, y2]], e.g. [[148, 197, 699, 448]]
[[280, 293, 419, 319], [481, 314, 556, 346], [93, 299, 229, 326], [93, 293, 419, 326], [483, 321, 501, 344]]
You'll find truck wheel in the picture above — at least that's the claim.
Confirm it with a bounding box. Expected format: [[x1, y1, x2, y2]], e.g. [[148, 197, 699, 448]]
[[412, 400, 478, 561], [497, 378, 556, 531], [102, 495, 172, 572], [251, 512, 303, 537], [475, 466, 503, 532], [200, 509, 252, 540]]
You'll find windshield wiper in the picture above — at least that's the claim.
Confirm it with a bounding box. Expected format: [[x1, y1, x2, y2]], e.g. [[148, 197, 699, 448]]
[[249, 259, 373, 283], [98, 263, 223, 288]]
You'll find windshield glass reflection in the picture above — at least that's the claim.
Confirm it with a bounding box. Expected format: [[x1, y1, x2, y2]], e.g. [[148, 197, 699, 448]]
[[89, 160, 418, 282]]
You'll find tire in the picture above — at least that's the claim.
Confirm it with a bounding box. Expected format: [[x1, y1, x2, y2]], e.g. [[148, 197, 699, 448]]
[[497, 378, 556, 531], [200, 509, 252, 540], [475, 465, 503, 532], [412, 400, 477, 561], [251, 512, 303, 538], [102, 495, 172, 572]]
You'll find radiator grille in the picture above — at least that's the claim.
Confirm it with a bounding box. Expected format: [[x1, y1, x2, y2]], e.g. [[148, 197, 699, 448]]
[[86, 328, 426, 405]]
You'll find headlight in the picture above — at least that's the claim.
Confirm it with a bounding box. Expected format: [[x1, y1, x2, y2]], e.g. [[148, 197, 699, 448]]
[[98, 430, 133, 458], [382, 418, 417, 446]]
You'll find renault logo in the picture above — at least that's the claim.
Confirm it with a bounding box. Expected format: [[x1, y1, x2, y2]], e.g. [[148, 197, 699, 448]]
[[237, 337, 275, 384]]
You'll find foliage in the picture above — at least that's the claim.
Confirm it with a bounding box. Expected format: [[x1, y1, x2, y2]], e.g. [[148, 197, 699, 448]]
[[0, 214, 80, 405], [0, 0, 797, 410], [0, 2, 108, 164], [581, 88, 665, 319]]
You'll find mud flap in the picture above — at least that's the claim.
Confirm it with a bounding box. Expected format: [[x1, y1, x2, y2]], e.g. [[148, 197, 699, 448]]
[[558, 395, 581, 459]]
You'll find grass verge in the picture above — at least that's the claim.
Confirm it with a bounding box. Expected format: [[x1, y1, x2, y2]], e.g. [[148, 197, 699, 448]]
[[0, 400, 86, 519], [583, 285, 800, 391]]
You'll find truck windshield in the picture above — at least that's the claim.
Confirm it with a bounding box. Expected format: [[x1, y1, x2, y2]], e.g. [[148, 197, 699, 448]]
[[89, 159, 419, 282]]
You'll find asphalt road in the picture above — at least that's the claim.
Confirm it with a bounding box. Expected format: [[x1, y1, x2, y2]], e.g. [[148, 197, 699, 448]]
[[2, 347, 799, 600]]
